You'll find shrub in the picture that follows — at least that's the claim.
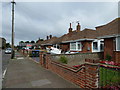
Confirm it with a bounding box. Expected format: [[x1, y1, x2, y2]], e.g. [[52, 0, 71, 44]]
[[106, 54, 112, 61], [59, 56, 68, 64], [29, 51, 32, 57]]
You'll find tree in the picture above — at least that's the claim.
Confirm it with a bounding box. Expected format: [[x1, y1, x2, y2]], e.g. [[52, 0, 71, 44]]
[[31, 41, 35, 43], [25, 41, 29, 43], [6, 43, 11, 48], [20, 41, 24, 43]]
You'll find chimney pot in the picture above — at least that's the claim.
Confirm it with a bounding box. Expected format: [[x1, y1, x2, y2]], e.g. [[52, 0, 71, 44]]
[[69, 23, 72, 33], [50, 35, 52, 39], [47, 36, 49, 40], [76, 23, 80, 32]]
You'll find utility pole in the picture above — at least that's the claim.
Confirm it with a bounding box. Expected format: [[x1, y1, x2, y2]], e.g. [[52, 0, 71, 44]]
[[11, 0, 15, 59]]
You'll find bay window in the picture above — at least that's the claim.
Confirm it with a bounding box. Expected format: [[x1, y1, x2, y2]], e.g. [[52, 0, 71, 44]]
[[116, 36, 120, 51], [100, 41, 104, 51], [70, 42, 82, 51], [93, 42, 98, 51], [70, 42, 76, 50]]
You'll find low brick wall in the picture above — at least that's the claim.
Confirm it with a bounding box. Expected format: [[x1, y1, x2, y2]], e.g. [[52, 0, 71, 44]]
[[40, 53, 99, 88], [51, 52, 103, 66], [19, 50, 29, 56]]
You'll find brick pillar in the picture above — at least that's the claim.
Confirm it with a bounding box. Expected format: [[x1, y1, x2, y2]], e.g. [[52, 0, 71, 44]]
[[45, 53, 51, 69], [40, 51, 44, 66], [85, 59, 99, 88]]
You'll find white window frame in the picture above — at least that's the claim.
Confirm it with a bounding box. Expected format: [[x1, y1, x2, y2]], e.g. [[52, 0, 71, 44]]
[[70, 42, 76, 50], [92, 39, 104, 52], [70, 42, 82, 51], [116, 36, 120, 51]]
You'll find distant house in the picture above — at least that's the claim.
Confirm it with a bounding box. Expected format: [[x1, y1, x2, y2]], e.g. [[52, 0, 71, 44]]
[[19, 41, 35, 49], [97, 18, 120, 63], [37, 35, 59, 50], [0, 37, 6, 49]]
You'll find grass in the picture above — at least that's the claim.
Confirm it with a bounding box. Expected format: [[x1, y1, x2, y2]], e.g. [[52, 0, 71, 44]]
[[100, 67, 120, 87]]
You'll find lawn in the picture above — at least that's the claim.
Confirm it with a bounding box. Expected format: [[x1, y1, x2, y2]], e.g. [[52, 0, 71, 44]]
[[100, 67, 120, 87]]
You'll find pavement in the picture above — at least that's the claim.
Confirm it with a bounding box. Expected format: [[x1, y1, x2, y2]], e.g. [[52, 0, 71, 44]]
[[2, 52, 78, 88]]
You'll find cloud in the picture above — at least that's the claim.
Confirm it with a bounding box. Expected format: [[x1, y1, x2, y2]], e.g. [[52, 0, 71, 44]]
[[2, 2, 118, 45]]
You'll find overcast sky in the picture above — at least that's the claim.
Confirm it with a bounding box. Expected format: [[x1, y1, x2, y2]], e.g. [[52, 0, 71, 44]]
[[1, 1, 118, 45]]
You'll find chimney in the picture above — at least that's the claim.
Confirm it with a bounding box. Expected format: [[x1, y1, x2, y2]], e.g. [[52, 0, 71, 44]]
[[49, 35, 52, 39], [76, 23, 80, 32], [47, 36, 49, 40], [69, 23, 72, 33]]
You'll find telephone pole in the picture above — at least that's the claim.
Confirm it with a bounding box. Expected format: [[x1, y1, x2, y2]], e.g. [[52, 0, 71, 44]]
[[11, 0, 15, 59]]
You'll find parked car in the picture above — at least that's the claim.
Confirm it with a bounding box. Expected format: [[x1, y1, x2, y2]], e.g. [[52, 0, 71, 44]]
[[5, 48, 12, 54]]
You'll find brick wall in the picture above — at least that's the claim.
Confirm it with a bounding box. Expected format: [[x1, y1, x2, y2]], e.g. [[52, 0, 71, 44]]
[[104, 38, 114, 60], [114, 51, 120, 63], [51, 52, 103, 66], [60, 43, 70, 52], [40, 53, 99, 88], [81, 41, 92, 53]]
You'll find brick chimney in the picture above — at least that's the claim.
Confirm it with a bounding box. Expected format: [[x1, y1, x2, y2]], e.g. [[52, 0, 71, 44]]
[[47, 36, 49, 40], [68, 23, 72, 33], [49, 35, 52, 39], [76, 23, 80, 32]]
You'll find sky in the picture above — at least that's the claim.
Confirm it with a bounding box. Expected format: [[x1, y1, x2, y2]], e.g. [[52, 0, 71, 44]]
[[1, 1, 119, 45]]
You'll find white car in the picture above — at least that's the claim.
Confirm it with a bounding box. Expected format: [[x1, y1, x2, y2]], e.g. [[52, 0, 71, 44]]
[[5, 48, 12, 54]]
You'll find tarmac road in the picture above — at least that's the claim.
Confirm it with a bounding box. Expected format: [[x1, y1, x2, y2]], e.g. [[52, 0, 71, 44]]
[[2, 50, 11, 75]]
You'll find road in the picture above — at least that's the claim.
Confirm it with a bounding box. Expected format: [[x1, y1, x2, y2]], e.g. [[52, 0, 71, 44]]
[[2, 50, 11, 74]]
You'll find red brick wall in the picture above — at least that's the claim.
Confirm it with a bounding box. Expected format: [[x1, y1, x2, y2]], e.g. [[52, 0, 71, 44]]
[[40, 54, 99, 88], [104, 38, 114, 60], [114, 51, 120, 63], [60, 43, 70, 52], [81, 41, 92, 53]]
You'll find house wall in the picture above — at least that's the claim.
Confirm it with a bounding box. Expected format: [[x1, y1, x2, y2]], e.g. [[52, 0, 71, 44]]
[[104, 38, 114, 60], [81, 41, 92, 53], [60, 43, 70, 52]]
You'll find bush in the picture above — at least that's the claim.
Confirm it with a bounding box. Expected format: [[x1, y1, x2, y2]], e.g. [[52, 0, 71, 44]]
[[29, 51, 32, 57], [106, 54, 112, 61], [59, 56, 68, 64]]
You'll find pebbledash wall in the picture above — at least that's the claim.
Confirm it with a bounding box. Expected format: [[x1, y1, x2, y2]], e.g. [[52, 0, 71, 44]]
[[40, 53, 99, 88], [51, 52, 103, 66]]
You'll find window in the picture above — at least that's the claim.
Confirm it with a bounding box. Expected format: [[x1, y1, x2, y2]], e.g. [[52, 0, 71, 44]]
[[93, 42, 98, 50], [100, 41, 104, 51], [70, 42, 76, 50], [78, 42, 82, 50], [117, 36, 120, 50], [70, 42, 82, 51]]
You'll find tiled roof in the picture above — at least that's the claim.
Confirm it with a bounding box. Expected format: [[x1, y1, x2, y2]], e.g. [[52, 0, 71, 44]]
[[37, 18, 120, 45], [37, 37, 58, 45], [96, 18, 120, 37]]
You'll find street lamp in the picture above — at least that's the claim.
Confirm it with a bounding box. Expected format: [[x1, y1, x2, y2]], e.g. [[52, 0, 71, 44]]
[[11, 0, 15, 59]]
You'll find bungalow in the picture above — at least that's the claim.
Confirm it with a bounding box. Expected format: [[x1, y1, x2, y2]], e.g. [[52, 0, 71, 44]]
[[97, 18, 120, 63], [55, 23, 104, 53], [37, 35, 59, 50]]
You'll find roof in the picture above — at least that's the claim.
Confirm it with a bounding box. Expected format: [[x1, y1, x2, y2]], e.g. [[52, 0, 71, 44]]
[[56, 28, 97, 43], [37, 18, 120, 45], [96, 18, 120, 38], [37, 37, 58, 46]]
